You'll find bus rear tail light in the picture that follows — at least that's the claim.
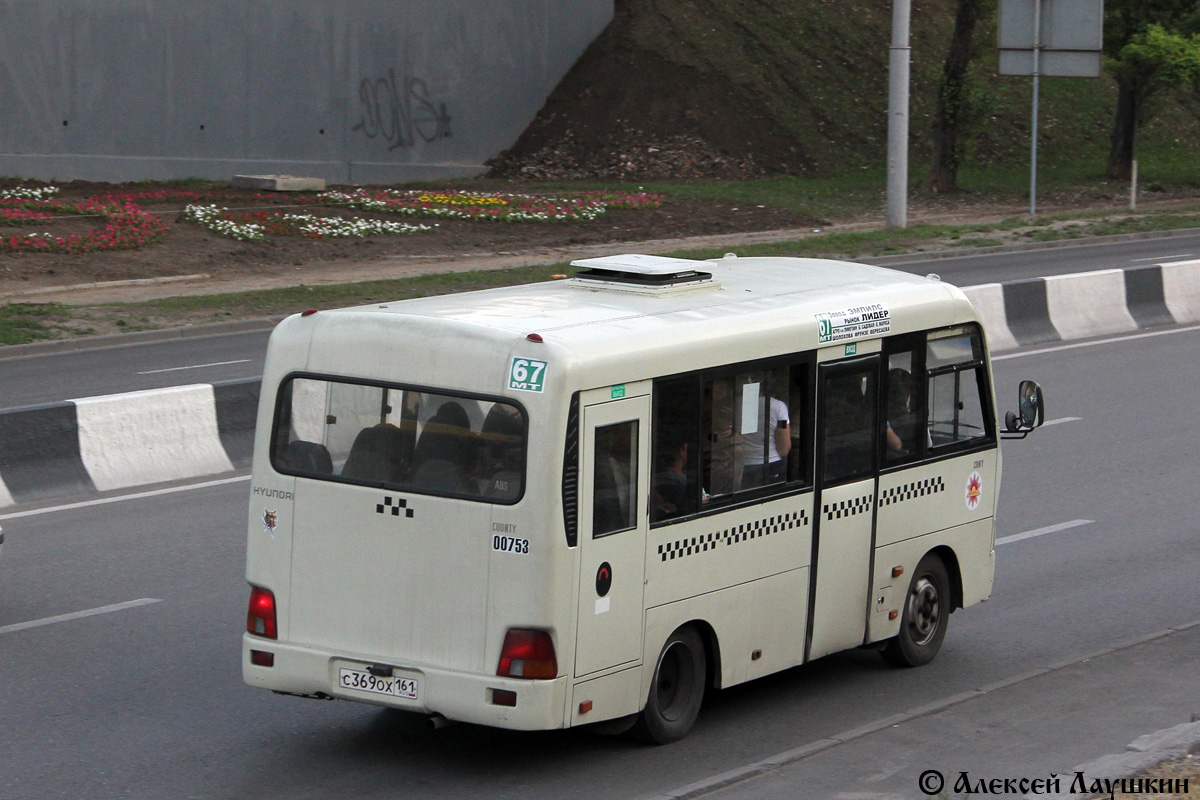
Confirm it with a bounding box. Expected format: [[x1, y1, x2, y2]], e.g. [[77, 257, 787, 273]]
[[247, 586, 278, 639], [496, 629, 557, 679]]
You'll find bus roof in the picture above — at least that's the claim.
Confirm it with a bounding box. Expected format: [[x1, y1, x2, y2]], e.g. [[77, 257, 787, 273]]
[[327, 255, 972, 337], [283, 255, 979, 388]]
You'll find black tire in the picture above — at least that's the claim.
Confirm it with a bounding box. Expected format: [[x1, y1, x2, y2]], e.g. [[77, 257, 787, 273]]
[[882, 553, 950, 668], [631, 626, 707, 744]]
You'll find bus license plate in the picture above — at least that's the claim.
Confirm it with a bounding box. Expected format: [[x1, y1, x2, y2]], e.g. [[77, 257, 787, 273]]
[[338, 667, 419, 700]]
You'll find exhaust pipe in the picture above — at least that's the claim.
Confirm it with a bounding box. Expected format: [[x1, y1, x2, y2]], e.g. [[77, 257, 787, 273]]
[[425, 713, 455, 730]]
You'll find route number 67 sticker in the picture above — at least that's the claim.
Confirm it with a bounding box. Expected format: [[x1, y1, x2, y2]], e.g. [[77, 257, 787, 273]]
[[509, 357, 547, 392]]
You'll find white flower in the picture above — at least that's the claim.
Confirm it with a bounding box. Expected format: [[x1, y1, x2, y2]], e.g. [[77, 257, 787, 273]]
[[0, 186, 60, 200]]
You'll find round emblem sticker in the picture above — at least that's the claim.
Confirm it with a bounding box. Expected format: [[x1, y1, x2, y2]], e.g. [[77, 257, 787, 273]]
[[596, 562, 613, 597], [965, 472, 983, 511]]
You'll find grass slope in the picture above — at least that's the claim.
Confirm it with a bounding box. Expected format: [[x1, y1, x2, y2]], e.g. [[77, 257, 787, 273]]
[[497, 0, 1200, 184]]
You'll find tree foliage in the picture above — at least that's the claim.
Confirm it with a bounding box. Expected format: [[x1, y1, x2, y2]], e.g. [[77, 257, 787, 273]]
[[1104, 0, 1200, 178]]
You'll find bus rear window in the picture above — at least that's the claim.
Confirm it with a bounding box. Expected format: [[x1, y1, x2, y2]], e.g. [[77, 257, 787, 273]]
[[271, 376, 526, 503]]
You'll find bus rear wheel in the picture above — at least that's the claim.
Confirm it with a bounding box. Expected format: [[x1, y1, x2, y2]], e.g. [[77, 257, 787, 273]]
[[882, 554, 949, 668], [632, 626, 706, 744]]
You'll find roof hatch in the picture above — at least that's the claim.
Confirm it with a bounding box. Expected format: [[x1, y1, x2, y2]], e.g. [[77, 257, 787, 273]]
[[569, 254, 720, 295]]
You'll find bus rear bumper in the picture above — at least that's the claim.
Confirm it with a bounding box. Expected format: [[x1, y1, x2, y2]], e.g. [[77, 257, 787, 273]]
[[242, 634, 567, 730]]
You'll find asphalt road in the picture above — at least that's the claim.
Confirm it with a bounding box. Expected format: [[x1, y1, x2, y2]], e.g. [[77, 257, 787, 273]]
[[2, 233, 1199, 408], [1, 322, 1197, 799]]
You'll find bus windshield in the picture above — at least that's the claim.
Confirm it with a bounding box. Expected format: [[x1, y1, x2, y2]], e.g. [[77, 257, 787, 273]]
[[270, 375, 526, 503]]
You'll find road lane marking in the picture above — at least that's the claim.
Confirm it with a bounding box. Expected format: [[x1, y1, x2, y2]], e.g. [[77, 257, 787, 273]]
[[0, 475, 250, 521], [996, 519, 1093, 546], [1130, 254, 1193, 262], [993, 323, 1200, 361], [1041, 416, 1081, 426], [0, 598, 162, 636], [136, 359, 250, 375]]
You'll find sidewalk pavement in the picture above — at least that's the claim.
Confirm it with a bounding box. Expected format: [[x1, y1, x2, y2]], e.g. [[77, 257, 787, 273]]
[[648, 619, 1200, 800]]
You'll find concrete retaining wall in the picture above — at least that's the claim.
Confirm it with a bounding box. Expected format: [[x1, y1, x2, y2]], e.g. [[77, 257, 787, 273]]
[[0, 0, 612, 184], [3, 260, 1200, 509]]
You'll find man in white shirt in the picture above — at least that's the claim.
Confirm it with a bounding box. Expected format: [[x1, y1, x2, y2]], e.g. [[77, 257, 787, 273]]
[[741, 393, 791, 487]]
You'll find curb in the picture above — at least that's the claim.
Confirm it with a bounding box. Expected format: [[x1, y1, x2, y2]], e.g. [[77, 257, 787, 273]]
[[643, 621, 1200, 800], [1034, 721, 1200, 800]]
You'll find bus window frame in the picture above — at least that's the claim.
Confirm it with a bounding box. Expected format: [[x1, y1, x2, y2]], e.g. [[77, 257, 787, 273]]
[[919, 323, 997, 462], [817, 355, 881, 488], [269, 370, 530, 505]]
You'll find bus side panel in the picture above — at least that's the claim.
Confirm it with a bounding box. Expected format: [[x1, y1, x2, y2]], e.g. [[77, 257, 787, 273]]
[[868, 518, 996, 643], [876, 449, 998, 549], [644, 585, 753, 694], [744, 568, 809, 681], [644, 492, 815, 609], [570, 666, 643, 727]]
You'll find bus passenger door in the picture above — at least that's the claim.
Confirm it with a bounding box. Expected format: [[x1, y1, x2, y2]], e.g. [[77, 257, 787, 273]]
[[575, 394, 651, 678], [807, 355, 879, 661]]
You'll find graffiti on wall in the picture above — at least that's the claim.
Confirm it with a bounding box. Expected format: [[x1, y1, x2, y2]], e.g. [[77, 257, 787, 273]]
[[352, 69, 452, 151]]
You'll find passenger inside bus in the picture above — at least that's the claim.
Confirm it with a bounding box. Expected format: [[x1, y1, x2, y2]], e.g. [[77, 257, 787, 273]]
[[740, 374, 792, 488], [342, 423, 410, 484], [652, 433, 696, 520], [411, 401, 477, 492]]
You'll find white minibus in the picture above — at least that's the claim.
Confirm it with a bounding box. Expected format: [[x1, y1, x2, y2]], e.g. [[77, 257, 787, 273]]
[[243, 254, 1042, 743]]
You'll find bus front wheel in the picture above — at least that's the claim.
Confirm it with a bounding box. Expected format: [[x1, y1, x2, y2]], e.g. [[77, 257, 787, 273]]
[[882, 554, 949, 668], [632, 626, 706, 744]]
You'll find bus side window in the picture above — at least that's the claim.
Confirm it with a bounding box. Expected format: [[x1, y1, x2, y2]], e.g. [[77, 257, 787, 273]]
[[926, 327, 990, 448], [594, 421, 638, 537], [822, 367, 877, 482], [651, 377, 700, 523], [651, 361, 809, 524]]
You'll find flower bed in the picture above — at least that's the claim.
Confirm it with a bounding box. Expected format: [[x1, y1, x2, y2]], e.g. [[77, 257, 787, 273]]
[[184, 205, 432, 242], [0, 207, 55, 225], [318, 188, 662, 222], [0, 185, 666, 251], [1, 188, 171, 254]]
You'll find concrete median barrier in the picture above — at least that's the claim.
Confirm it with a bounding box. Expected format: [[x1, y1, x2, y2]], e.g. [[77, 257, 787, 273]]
[[966, 260, 1200, 349], [0, 378, 258, 508]]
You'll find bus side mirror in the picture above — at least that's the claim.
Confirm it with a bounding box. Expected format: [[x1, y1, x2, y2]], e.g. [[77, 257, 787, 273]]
[[1003, 380, 1044, 438]]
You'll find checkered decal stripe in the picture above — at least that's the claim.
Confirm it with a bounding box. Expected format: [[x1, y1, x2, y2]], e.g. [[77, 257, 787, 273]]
[[376, 495, 414, 518], [823, 495, 873, 521], [879, 477, 945, 507], [657, 510, 809, 562]]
